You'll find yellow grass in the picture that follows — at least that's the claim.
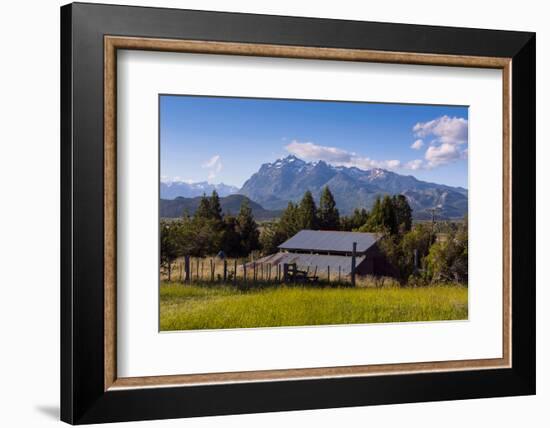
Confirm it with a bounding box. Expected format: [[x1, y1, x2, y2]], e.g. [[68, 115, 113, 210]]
[[160, 282, 468, 331]]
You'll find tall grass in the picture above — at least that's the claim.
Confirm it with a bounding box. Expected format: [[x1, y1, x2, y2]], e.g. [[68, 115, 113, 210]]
[[160, 282, 467, 331]]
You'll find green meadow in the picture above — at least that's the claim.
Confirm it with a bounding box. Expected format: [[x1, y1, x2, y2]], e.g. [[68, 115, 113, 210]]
[[160, 282, 468, 331]]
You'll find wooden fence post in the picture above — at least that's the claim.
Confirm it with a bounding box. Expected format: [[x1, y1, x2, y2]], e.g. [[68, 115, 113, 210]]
[[351, 242, 357, 287], [253, 262, 257, 283], [184, 255, 190, 283], [327, 265, 330, 283], [223, 259, 227, 283], [243, 263, 247, 283], [210, 259, 214, 282], [233, 260, 237, 286], [338, 265, 341, 283], [283, 263, 288, 282], [196, 259, 200, 280]]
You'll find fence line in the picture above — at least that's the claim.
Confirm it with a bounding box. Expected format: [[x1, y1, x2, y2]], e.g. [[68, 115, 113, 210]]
[[163, 257, 358, 286]]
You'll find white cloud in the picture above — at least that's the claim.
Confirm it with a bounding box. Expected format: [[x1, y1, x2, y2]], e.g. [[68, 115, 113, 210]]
[[405, 159, 424, 170], [285, 141, 352, 163], [413, 115, 468, 146], [284, 117, 467, 175], [384, 159, 401, 169], [424, 143, 462, 167], [202, 155, 222, 181], [285, 140, 401, 170], [411, 139, 424, 150], [412, 115, 468, 168], [202, 155, 221, 169], [160, 176, 196, 184]]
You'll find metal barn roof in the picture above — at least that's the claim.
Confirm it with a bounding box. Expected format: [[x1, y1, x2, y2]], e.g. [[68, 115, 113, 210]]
[[254, 252, 365, 276], [278, 230, 380, 254]]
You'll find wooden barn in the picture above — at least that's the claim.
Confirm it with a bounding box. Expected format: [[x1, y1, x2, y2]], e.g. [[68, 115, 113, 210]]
[[257, 230, 396, 277]]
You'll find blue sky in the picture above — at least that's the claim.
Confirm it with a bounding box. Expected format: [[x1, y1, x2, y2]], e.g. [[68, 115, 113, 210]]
[[160, 95, 469, 188]]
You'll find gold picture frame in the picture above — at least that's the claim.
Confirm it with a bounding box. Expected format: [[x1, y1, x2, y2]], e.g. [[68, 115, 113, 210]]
[[103, 36, 512, 391]]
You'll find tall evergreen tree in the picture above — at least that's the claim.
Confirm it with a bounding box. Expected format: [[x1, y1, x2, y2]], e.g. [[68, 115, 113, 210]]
[[191, 191, 225, 255], [299, 190, 318, 230], [260, 202, 300, 255], [360, 196, 383, 232], [221, 215, 242, 256], [318, 186, 340, 230], [393, 194, 413, 233], [381, 194, 398, 235], [195, 193, 211, 219], [359, 195, 398, 235], [236, 199, 260, 255], [208, 190, 223, 221], [160, 221, 181, 281], [279, 202, 301, 237], [352, 208, 369, 229]]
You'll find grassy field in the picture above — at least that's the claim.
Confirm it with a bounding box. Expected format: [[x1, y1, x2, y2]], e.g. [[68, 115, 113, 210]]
[[160, 282, 468, 331]]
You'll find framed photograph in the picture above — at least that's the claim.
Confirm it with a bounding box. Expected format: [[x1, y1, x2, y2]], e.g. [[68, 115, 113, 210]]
[[61, 2, 535, 424]]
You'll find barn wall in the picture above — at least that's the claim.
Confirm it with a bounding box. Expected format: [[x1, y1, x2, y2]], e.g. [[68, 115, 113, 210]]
[[357, 243, 399, 278]]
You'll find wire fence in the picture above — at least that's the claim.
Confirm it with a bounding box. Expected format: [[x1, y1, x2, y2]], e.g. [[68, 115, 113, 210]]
[[161, 256, 357, 286]]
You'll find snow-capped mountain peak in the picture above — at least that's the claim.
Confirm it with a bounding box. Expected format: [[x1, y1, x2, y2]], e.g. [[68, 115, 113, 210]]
[[239, 155, 468, 219]]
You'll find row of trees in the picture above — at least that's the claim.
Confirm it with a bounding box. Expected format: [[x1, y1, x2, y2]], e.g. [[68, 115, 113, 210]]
[[261, 187, 466, 284], [260, 187, 341, 253], [161, 191, 260, 279], [260, 188, 413, 253], [161, 187, 468, 284]]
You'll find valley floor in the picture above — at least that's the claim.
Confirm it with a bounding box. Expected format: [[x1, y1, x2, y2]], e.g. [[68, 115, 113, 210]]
[[159, 283, 468, 331]]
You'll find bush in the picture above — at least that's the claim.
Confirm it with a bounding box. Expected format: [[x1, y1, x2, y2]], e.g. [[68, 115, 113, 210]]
[[425, 227, 468, 283]]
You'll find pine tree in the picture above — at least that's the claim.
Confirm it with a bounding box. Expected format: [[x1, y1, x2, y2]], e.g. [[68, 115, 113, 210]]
[[352, 208, 369, 229], [236, 199, 260, 255], [195, 193, 211, 219], [278, 201, 301, 238], [393, 194, 413, 233], [160, 221, 181, 281], [191, 191, 225, 256], [360, 196, 383, 232], [299, 190, 318, 230], [359, 195, 398, 235], [381, 194, 398, 235], [259, 202, 300, 255], [318, 186, 340, 230], [221, 215, 242, 257], [208, 190, 223, 221], [260, 222, 286, 255]]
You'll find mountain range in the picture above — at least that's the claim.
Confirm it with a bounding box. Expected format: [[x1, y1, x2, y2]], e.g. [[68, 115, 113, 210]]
[[160, 194, 281, 221], [161, 155, 468, 220], [239, 155, 468, 219], [160, 181, 238, 199]]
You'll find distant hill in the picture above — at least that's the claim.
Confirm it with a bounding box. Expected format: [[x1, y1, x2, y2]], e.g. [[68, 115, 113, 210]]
[[238, 155, 468, 219], [160, 194, 281, 221], [160, 181, 238, 199]]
